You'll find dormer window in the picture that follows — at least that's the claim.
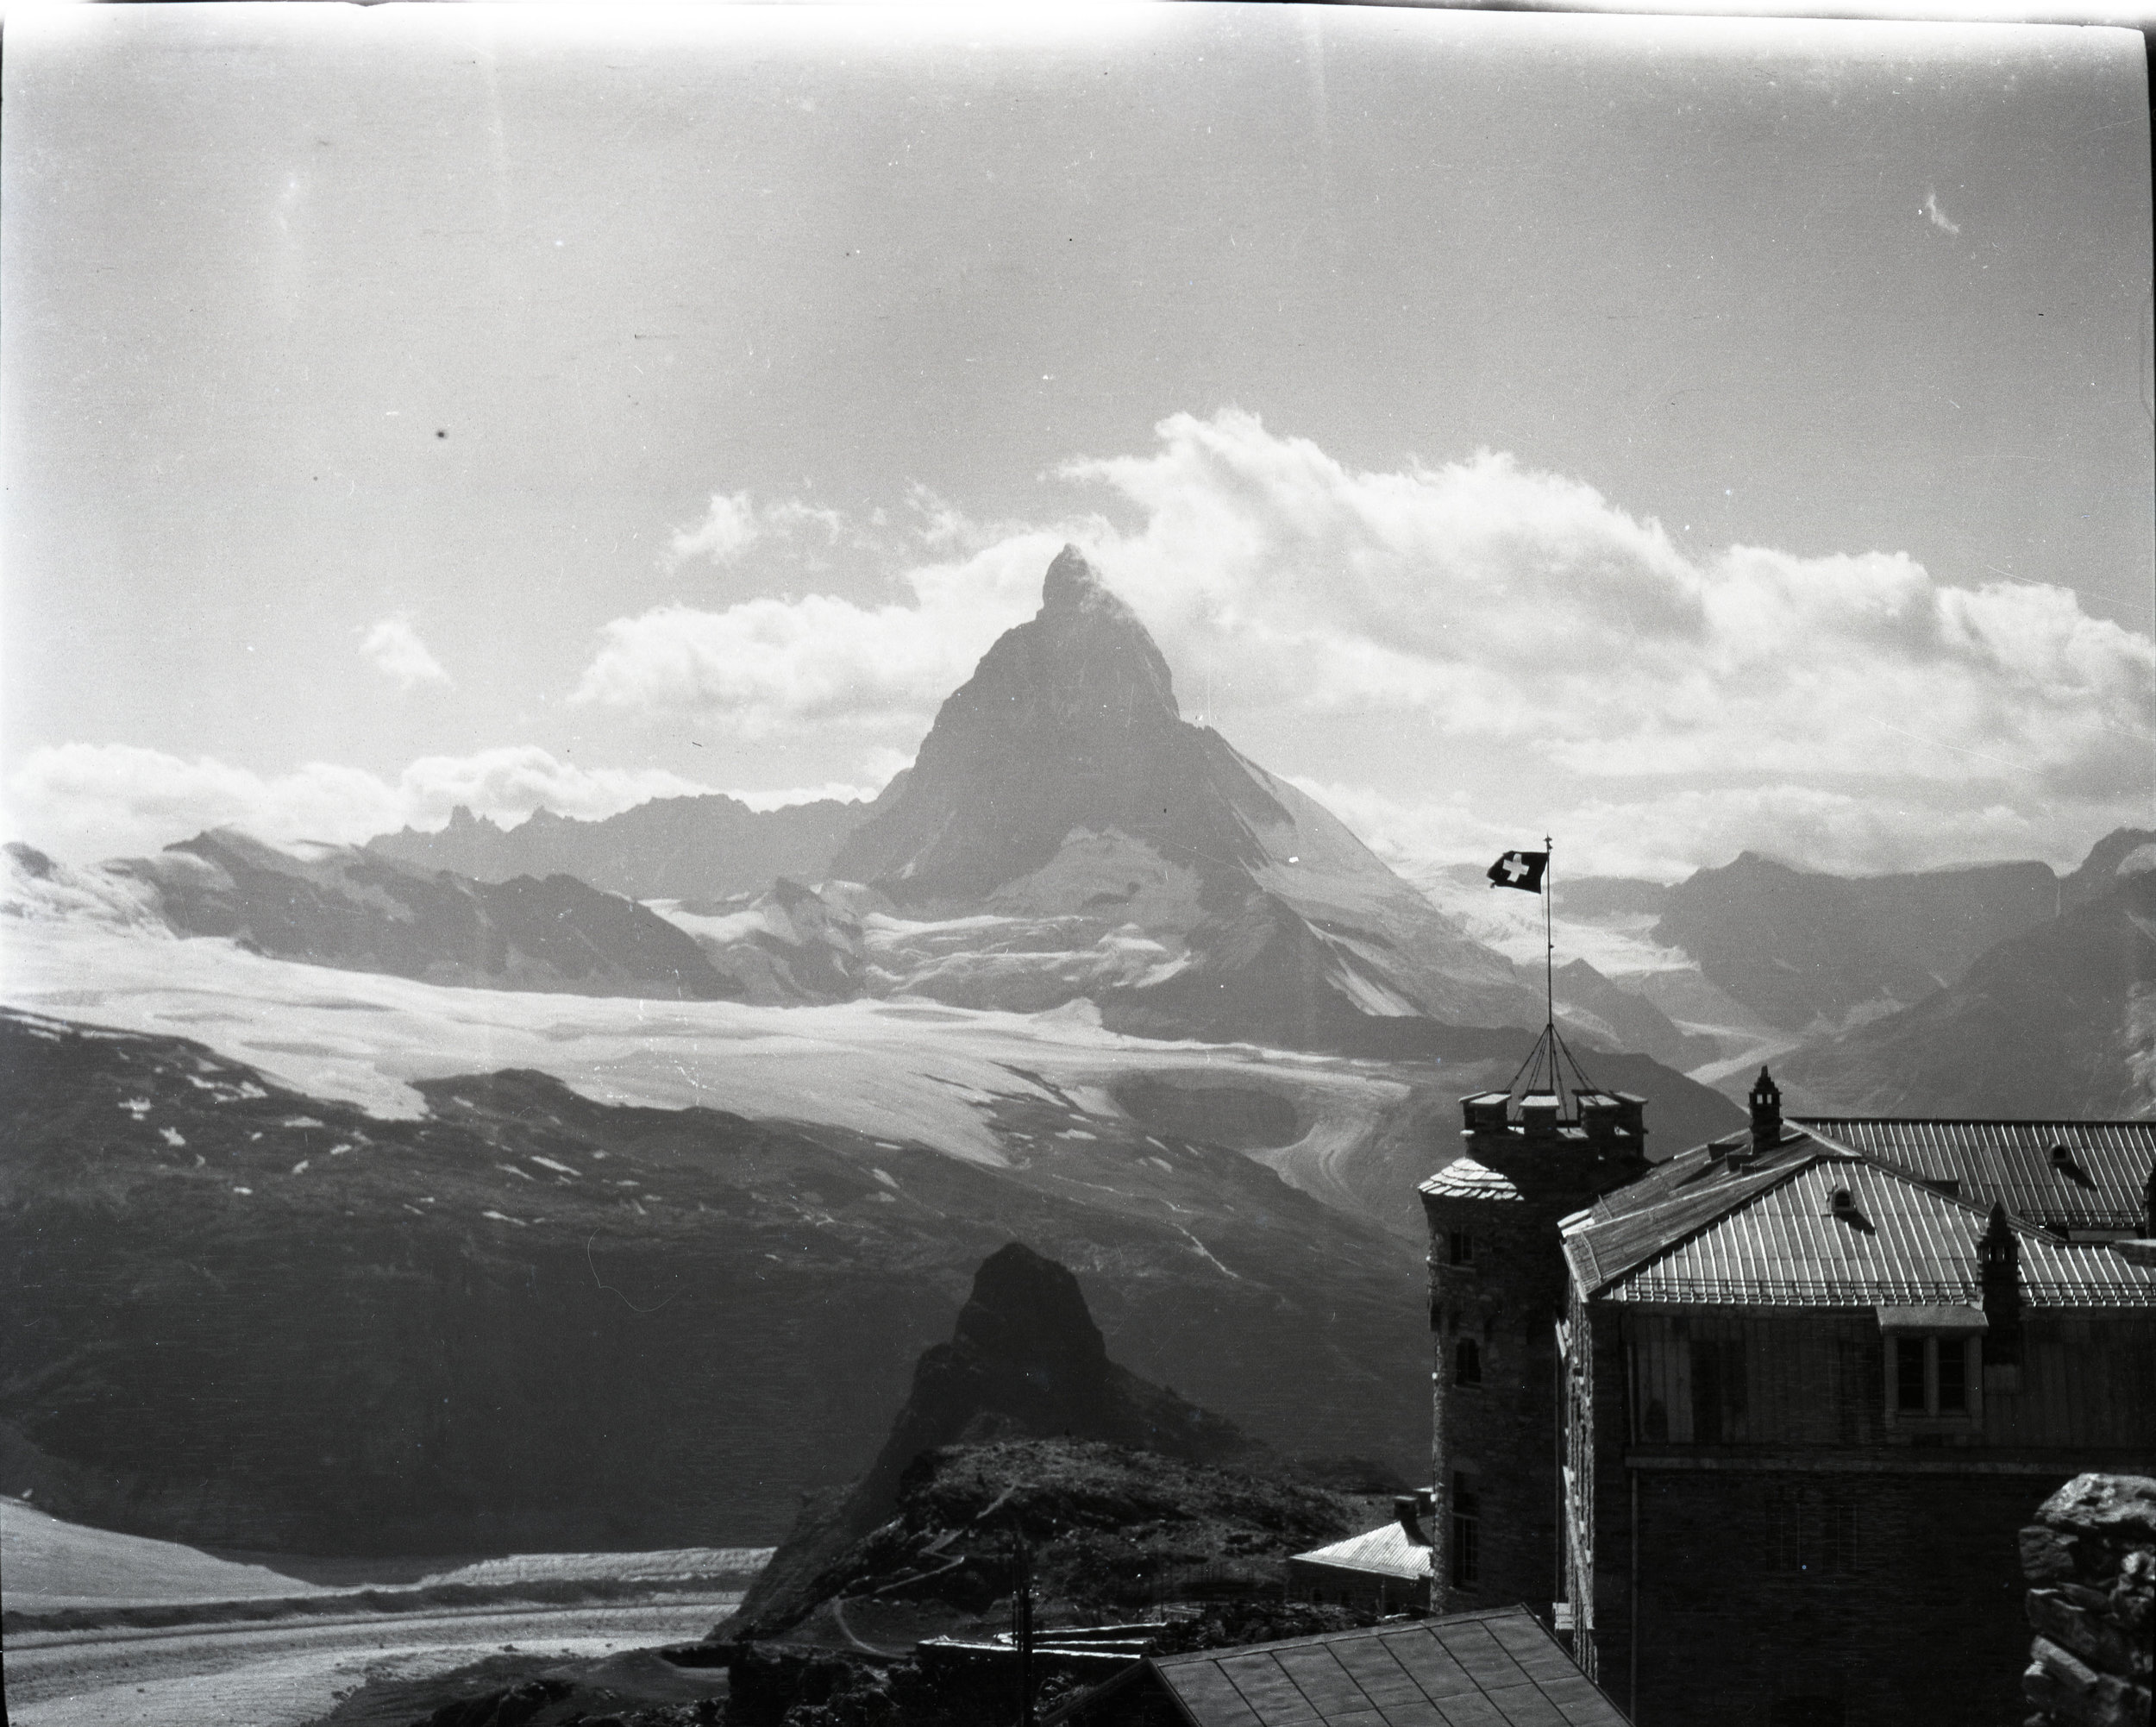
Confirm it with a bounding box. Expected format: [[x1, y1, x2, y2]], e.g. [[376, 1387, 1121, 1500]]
[[1877, 1306, 1985, 1424], [2050, 1143, 2075, 1171]]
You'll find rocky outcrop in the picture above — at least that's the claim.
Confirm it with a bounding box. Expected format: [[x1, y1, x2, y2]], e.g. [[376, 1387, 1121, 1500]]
[[728, 1244, 1266, 1639], [2019, 1473, 2153, 1727]]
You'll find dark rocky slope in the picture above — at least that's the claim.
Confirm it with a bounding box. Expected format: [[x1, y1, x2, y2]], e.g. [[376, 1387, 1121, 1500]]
[[0, 1012, 1431, 1556]]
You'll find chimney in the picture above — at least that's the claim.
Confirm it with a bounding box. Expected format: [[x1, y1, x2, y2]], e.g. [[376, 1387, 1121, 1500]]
[[1978, 1201, 2022, 1368], [1748, 1067, 1782, 1154], [2143, 1160, 2156, 1238], [1395, 1494, 1432, 1547]]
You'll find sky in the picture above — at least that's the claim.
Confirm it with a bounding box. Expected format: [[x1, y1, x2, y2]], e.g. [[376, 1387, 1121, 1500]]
[[3, 3, 2149, 881]]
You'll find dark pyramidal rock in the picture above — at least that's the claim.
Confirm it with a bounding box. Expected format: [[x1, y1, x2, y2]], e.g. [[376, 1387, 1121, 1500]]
[[830, 546, 1288, 902], [729, 1240, 1263, 1638]]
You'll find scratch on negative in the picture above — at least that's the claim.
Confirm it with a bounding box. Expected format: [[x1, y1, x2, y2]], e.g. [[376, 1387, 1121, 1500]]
[[587, 1232, 678, 1314]]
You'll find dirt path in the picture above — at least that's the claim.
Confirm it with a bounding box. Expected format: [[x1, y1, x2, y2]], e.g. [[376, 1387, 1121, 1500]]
[[3, 1597, 736, 1727]]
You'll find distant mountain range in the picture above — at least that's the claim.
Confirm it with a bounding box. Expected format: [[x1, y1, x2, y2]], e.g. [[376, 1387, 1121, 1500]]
[[1781, 846, 2156, 1117], [9, 831, 737, 1002], [367, 789, 885, 904], [1651, 851, 2065, 1035]]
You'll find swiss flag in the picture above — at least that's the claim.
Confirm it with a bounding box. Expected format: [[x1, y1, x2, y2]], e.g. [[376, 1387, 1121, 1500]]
[[1487, 850, 1548, 894]]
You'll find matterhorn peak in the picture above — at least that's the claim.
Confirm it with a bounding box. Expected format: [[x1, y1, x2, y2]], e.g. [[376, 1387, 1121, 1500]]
[[1039, 543, 1122, 616]]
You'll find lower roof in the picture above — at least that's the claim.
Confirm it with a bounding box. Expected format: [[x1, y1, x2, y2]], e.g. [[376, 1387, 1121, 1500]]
[[1149, 1605, 1629, 1727]]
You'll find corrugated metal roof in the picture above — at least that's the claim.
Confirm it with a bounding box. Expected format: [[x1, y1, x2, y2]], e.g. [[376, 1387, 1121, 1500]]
[[1150, 1606, 1629, 1727], [1789, 1118, 2153, 1231], [1416, 1156, 1523, 1202], [1288, 1521, 1432, 1583], [1587, 1154, 2156, 1308], [1561, 1144, 1813, 1295]]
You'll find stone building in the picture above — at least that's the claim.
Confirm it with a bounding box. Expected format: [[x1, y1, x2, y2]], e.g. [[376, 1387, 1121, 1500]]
[[1554, 1072, 2156, 1727], [1417, 1042, 1652, 1613]]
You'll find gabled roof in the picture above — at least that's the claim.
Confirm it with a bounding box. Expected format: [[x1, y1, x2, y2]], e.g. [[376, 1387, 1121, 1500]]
[[1564, 1134, 2156, 1309], [1146, 1605, 1629, 1727], [1790, 1117, 2153, 1233], [1287, 1520, 1431, 1584]]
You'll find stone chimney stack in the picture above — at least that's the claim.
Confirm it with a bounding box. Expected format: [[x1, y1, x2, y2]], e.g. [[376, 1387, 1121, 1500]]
[[2144, 1159, 2155, 1238], [1979, 1201, 2023, 1372], [1748, 1067, 1783, 1154]]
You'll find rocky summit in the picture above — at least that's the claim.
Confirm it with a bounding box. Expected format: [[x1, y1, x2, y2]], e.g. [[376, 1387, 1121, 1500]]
[[830, 546, 1276, 902], [729, 1241, 1266, 1639]]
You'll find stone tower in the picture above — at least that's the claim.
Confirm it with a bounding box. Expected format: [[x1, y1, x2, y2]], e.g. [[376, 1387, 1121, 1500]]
[[1420, 1079, 1650, 1612]]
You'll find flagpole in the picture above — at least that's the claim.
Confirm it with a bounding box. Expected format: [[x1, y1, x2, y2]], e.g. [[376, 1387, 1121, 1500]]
[[1545, 833, 1555, 1103]]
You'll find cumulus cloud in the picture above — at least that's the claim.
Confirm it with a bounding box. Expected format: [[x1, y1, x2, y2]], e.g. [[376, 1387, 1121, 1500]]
[[573, 531, 1076, 738], [1056, 411, 2150, 806], [3, 744, 720, 864], [358, 614, 452, 690], [665, 489, 849, 571], [587, 411, 2148, 832]]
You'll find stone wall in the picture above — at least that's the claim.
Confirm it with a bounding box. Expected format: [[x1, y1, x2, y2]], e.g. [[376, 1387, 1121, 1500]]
[[2020, 1473, 2154, 1727]]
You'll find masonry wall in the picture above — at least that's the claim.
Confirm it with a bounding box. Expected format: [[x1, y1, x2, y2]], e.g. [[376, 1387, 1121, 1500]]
[[1621, 1468, 2065, 1727], [1425, 1120, 1647, 1617]]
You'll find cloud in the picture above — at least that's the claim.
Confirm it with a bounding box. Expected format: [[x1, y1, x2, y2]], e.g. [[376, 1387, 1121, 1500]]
[[667, 492, 761, 568], [1061, 411, 2149, 799], [573, 410, 2149, 874], [665, 489, 849, 571], [1296, 775, 2071, 882], [573, 531, 1075, 738], [3, 744, 720, 864], [358, 614, 452, 690], [1923, 190, 1961, 236]]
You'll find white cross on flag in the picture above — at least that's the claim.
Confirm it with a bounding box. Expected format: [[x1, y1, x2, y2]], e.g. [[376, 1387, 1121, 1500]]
[[1486, 850, 1548, 894]]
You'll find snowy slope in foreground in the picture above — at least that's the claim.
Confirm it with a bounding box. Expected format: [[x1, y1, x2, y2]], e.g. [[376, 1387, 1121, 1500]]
[[0, 920, 1409, 1169]]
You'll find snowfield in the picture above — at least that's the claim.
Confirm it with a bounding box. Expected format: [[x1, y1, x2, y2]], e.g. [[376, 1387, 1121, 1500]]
[[0, 920, 1412, 1171]]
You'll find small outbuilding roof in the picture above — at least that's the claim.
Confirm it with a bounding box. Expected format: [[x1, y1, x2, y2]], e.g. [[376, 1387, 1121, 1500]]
[[1143, 1605, 1627, 1727], [1287, 1520, 1432, 1584]]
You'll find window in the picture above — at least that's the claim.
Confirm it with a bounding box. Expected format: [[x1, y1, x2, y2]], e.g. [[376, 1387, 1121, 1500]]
[[1448, 1228, 1476, 1267], [1935, 1341, 1966, 1412], [1895, 1338, 1927, 1412], [1887, 1334, 1980, 1419], [1451, 1472, 1481, 1586], [1455, 1339, 1482, 1386], [1689, 1336, 1748, 1443]]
